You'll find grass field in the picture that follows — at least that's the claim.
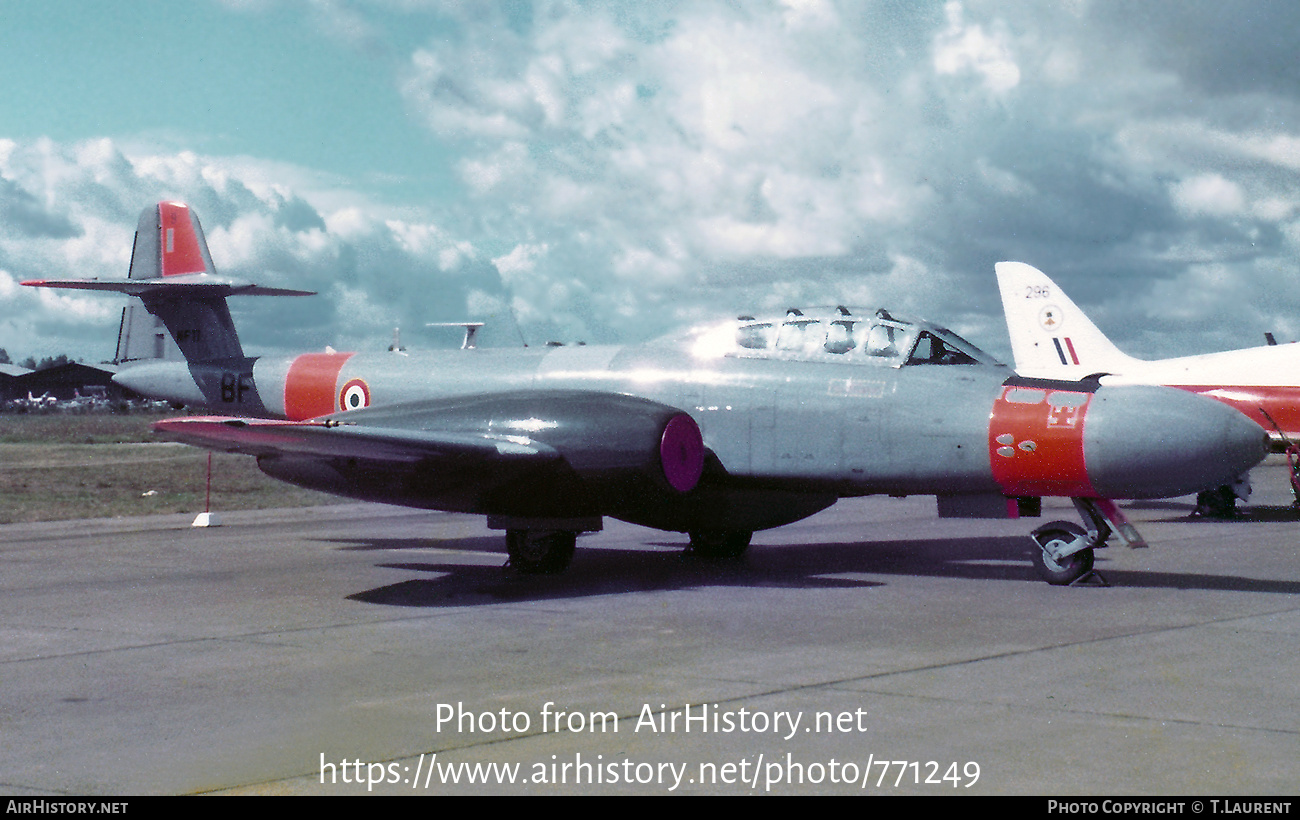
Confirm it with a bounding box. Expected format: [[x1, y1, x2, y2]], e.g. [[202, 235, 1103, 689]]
[[0, 411, 334, 524]]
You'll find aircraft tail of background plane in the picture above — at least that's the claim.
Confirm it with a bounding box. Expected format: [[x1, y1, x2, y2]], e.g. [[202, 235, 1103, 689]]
[[24, 201, 313, 365], [995, 261, 1142, 378], [114, 299, 179, 364]]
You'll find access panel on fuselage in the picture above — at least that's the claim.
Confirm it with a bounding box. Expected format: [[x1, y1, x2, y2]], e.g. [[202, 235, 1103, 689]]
[[873, 367, 1008, 495], [768, 364, 847, 477]]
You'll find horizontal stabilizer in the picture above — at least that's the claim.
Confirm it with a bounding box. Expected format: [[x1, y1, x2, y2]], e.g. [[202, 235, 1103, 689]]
[[21, 274, 314, 298], [24, 201, 314, 298]]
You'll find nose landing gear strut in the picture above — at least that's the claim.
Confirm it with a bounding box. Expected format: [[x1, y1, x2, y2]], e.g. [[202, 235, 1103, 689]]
[[1030, 498, 1147, 586]]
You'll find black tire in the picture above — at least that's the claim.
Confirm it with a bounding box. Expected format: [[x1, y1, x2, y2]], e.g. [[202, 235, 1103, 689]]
[[687, 530, 752, 559], [1194, 486, 1237, 518], [506, 530, 576, 574], [1031, 522, 1094, 585]]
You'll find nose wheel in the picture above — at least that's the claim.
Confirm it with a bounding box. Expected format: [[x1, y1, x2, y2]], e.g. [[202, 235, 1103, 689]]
[[1027, 498, 1138, 586], [1030, 522, 1097, 585]]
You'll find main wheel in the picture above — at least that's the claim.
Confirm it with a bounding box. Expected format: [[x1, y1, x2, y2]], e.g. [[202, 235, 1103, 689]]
[[1194, 486, 1237, 518], [505, 530, 576, 574], [687, 530, 752, 559], [1031, 522, 1094, 586]]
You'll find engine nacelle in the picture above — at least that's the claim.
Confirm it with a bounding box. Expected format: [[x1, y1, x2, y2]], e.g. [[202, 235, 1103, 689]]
[[463, 390, 705, 495], [313, 390, 705, 514]]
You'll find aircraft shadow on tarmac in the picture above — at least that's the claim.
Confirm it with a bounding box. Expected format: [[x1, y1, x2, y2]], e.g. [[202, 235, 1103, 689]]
[[326, 533, 1300, 607]]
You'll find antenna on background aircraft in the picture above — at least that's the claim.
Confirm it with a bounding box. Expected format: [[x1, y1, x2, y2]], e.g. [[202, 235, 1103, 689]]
[[429, 305, 528, 349], [426, 322, 485, 349], [389, 327, 407, 354], [1266, 332, 1278, 346]]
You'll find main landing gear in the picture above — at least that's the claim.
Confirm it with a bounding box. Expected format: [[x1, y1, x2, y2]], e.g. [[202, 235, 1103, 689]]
[[492, 516, 598, 575], [505, 529, 577, 574], [502, 525, 756, 573], [1029, 498, 1147, 587], [687, 530, 753, 559]]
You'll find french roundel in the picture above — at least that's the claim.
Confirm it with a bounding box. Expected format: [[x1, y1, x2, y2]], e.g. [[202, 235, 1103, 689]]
[[339, 378, 371, 412]]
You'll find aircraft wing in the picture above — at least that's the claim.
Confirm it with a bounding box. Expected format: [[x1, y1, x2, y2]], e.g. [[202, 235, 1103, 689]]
[[152, 390, 709, 515], [153, 416, 558, 462]]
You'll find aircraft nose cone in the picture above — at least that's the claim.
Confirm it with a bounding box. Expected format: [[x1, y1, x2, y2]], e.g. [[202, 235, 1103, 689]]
[[1084, 385, 1269, 499]]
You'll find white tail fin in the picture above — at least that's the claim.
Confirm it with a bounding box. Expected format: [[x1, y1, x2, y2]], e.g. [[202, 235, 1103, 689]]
[[994, 262, 1141, 378]]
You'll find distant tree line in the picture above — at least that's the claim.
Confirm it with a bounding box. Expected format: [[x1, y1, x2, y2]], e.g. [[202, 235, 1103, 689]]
[[0, 349, 78, 371]]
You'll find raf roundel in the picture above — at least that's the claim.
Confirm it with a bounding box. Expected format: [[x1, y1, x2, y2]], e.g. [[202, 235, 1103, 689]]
[[339, 379, 371, 412], [1038, 305, 1063, 332]]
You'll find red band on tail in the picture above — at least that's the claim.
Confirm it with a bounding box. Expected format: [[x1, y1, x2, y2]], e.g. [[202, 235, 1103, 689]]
[[158, 202, 207, 277]]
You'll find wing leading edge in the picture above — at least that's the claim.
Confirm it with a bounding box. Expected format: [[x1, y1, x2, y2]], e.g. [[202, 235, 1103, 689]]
[[153, 416, 557, 462]]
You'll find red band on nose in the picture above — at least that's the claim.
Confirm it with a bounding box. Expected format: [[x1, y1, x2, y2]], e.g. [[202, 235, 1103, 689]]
[[989, 385, 1096, 497]]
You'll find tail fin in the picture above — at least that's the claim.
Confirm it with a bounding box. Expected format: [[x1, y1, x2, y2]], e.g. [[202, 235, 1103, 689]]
[[129, 198, 220, 281], [24, 201, 312, 365], [115, 205, 186, 363], [994, 261, 1141, 378], [126, 201, 245, 362], [114, 300, 181, 363]]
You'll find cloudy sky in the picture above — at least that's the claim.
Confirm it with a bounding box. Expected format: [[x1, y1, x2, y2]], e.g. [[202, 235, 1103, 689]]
[[3, 0, 1299, 365]]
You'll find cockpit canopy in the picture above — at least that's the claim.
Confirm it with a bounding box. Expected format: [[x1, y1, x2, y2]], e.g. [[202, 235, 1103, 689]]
[[688, 306, 1001, 367]]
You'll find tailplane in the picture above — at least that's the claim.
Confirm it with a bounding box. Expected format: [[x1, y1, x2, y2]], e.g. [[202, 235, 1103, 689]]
[[24, 201, 312, 365], [994, 261, 1140, 378], [24, 201, 313, 414]]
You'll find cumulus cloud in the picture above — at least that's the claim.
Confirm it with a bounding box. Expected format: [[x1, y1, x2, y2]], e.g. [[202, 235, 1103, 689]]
[[393, 2, 952, 341], [0, 177, 81, 240], [933, 1, 1021, 94], [0, 137, 507, 361], [1171, 174, 1246, 219], [11, 0, 1300, 364]]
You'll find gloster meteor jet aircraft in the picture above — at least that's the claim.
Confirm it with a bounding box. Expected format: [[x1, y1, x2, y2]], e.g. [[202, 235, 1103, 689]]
[[25, 203, 1269, 585]]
